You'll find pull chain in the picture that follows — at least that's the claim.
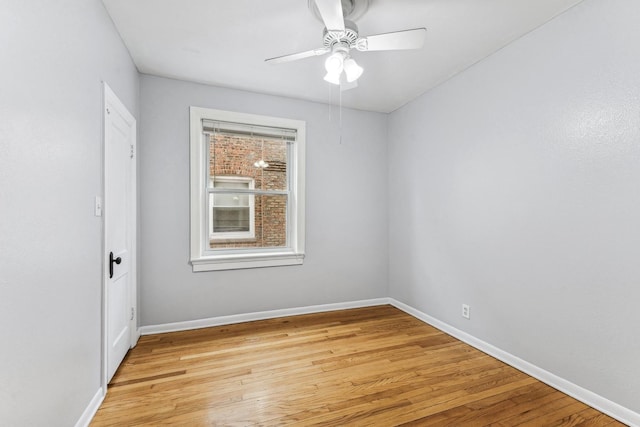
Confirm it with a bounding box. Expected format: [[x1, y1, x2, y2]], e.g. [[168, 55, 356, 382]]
[[339, 84, 343, 145]]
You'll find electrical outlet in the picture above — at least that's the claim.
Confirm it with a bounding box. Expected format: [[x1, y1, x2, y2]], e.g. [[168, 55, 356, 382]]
[[462, 304, 470, 319]]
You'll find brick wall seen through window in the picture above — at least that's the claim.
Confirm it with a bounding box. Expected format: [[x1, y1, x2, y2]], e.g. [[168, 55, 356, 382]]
[[208, 133, 288, 249]]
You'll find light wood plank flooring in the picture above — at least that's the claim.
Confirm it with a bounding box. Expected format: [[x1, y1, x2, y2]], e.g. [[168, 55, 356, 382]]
[[92, 305, 625, 426]]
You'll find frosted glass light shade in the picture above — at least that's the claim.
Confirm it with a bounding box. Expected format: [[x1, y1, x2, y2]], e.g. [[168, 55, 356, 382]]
[[324, 71, 341, 85], [325, 52, 345, 74], [343, 58, 363, 82]]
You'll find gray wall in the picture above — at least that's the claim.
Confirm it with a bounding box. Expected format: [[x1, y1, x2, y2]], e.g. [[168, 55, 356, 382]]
[[139, 75, 388, 326], [0, 0, 139, 425], [388, 0, 640, 413]]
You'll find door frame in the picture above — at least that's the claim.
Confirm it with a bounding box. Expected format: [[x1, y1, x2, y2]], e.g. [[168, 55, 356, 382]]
[[101, 82, 139, 393]]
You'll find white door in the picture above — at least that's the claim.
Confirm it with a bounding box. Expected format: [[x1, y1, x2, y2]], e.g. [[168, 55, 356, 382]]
[[103, 83, 137, 383]]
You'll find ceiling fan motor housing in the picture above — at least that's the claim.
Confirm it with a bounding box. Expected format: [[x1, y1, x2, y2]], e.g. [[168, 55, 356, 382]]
[[323, 21, 359, 50]]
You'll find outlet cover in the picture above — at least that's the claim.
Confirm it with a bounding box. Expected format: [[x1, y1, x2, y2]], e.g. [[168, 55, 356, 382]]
[[462, 304, 470, 319]]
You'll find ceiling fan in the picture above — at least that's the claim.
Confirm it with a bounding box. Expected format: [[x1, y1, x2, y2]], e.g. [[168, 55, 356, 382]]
[[265, 0, 427, 86]]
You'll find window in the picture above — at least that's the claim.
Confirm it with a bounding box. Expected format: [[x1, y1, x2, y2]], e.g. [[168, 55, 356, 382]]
[[209, 176, 255, 240], [190, 107, 305, 271]]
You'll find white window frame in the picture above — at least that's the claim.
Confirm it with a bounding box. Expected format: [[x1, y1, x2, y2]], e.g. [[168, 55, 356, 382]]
[[190, 106, 305, 272], [209, 176, 255, 240]]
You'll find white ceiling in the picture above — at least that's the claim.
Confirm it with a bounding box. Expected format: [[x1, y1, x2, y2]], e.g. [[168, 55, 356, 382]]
[[102, 0, 583, 113]]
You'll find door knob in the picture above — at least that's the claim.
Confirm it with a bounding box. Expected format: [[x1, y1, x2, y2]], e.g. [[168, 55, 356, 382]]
[[109, 251, 122, 279]]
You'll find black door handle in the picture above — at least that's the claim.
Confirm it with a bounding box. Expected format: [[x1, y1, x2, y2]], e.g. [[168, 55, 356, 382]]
[[109, 251, 122, 279]]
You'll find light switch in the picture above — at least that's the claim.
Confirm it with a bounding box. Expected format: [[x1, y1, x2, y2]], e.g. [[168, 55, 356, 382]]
[[95, 196, 103, 217]]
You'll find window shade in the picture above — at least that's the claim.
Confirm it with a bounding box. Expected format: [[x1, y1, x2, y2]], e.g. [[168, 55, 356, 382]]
[[202, 119, 297, 141]]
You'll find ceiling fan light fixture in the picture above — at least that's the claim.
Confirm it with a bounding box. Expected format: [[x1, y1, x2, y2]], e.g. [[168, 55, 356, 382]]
[[343, 57, 363, 82]]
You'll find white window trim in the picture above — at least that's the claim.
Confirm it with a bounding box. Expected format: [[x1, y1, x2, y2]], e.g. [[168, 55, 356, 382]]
[[209, 176, 255, 240], [190, 106, 305, 272]]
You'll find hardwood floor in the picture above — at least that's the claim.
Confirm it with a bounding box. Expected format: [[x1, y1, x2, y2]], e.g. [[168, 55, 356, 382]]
[[91, 305, 624, 426]]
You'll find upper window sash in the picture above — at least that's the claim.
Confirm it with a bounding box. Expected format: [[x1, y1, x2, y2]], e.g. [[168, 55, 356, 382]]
[[205, 130, 293, 196]]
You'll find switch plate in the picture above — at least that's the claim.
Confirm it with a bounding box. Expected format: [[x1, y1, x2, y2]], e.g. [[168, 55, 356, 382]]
[[95, 196, 103, 217]]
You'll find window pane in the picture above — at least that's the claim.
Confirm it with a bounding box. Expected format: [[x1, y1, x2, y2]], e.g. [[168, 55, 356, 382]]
[[209, 134, 288, 191], [213, 207, 250, 232], [209, 194, 287, 249]]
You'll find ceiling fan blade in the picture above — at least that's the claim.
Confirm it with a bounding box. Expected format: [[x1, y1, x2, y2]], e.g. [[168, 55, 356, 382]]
[[315, 0, 345, 32], [265, 47, 330, 64], [356, 28, 427, 52]]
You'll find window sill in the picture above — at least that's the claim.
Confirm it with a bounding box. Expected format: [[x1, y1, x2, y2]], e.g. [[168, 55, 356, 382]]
[[191, 252, 304, 272]]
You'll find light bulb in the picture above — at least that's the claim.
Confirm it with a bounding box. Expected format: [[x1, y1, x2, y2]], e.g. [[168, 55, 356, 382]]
[[253, 159, 269, 168], [343, 58, 363, 82]]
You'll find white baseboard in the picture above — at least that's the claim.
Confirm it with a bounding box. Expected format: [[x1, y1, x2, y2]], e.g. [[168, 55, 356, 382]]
[[132, 327, 141, 346], [139, 298, 392, 335], [74, 387, 105, 427], [389, 298, 640, 427]]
